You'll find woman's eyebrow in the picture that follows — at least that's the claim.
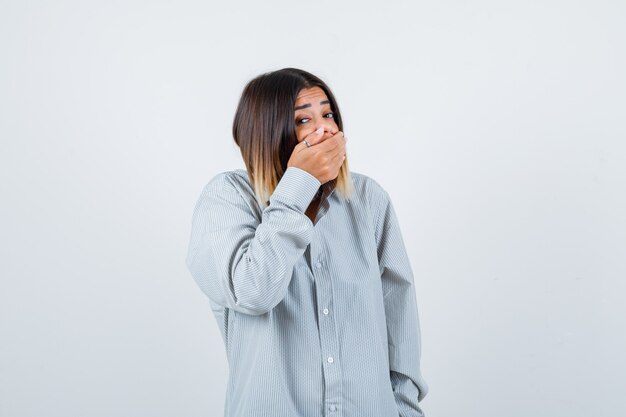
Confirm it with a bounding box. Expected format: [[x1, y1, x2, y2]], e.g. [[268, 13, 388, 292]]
[[294, 100, 330, 110]]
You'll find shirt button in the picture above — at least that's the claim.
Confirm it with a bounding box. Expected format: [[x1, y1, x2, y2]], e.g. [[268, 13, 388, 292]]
[[316, 261, 322, 269], [327, 356, 334, 363], [323, 308, 329, 315], [329, 405, 337, 412]]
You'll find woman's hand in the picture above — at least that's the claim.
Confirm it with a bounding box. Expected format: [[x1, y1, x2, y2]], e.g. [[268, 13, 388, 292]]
[[287, 127, 347, 184]]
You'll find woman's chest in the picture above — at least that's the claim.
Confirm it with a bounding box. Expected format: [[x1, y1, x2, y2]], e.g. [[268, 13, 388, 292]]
[[296, 200, 381, 288]]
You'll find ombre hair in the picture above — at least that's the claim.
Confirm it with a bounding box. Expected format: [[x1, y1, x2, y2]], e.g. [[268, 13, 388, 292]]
[[232, 68, 353, 209]]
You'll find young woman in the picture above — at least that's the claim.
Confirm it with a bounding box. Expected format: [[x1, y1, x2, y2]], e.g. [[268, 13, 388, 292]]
[[186, 68, 428, 417]]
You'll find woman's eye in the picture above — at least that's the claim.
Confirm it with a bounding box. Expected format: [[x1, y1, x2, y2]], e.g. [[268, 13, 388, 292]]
[[296, 112, 335, 125]]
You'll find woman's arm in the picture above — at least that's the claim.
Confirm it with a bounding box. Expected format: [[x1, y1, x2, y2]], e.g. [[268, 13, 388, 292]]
[[185, 166, 321, 315], [375, 188, 429, 416]]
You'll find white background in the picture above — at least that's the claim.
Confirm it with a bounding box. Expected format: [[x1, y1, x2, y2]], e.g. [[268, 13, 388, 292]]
[[1, 1, 624, 416]]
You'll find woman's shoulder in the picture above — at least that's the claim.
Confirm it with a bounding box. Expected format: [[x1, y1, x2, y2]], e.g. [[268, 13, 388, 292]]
[[200, 168, 389, 207], [201, 168, 253, 195], [349, 170, 390, 203]]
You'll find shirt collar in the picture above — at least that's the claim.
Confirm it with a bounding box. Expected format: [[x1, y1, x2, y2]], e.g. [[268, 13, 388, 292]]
[[321, 177, 337, 200]]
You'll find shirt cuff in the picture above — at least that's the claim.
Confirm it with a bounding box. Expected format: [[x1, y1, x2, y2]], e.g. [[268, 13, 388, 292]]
[[269, 166, 322, 213]]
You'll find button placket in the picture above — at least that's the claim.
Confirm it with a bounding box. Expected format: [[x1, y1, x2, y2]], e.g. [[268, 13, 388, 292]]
[[311, 234, 342, 415]]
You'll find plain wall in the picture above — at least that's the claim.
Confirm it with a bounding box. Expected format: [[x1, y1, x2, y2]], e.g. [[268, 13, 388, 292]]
[[1, 0, 624, 416]]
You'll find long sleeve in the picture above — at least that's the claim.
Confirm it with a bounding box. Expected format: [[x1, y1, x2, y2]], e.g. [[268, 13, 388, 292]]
[[375, 189, 429, 416], [185, 166, 321, 316]]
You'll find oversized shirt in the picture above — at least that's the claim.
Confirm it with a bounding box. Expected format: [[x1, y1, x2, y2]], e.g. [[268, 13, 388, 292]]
[[185, 166, 428, 417]]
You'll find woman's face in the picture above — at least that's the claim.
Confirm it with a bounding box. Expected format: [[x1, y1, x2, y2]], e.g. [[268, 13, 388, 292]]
[[293, 86, 339, 143]]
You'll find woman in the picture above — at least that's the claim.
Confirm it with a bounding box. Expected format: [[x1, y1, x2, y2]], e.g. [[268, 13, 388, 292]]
[[186, 68, 428, 417]]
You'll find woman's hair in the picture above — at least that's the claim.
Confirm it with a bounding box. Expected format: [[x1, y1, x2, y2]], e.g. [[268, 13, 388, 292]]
[[232, 67, 353, 209]]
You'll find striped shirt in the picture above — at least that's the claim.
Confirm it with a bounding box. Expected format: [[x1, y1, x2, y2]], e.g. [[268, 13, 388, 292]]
[[185, 166, 428, 417]]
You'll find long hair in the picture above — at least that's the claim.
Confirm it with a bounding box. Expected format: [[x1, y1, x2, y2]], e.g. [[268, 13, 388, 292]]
[[232, 68, 353, 209]]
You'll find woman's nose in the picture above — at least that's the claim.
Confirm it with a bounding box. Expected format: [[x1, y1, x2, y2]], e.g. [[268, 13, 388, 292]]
[[316, 121, 336, 135], [316, 127, 335, 139]]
